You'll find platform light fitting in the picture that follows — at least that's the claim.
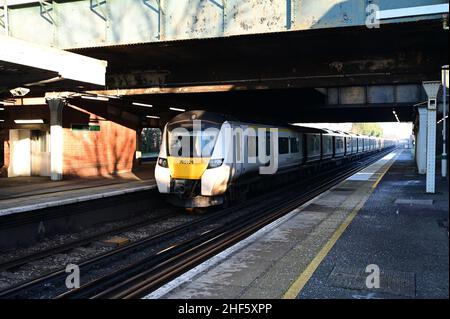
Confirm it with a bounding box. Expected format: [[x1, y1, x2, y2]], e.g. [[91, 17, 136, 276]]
[[14, 119, 45, 124], [81, 95, 109, 102], [133, 102, 153, 108], [146, 115, 160, 119], [0, 101, 14, 106], [169, 107, 186, 112], [10, 87, 30, 97], [0, 108, 4, 111], [98, 94, 121, 99], [437, 115, 448, 124], [392, 110, 400, 123]]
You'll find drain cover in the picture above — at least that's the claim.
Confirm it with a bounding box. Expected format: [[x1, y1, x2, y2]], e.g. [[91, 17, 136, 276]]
[[328, 266, 416, 297]]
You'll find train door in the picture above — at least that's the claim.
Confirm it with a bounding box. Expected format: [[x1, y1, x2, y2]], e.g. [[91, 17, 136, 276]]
[[352, 138, 357, 154], [278, 135, 290, 167], [233, 127, 244, 178]]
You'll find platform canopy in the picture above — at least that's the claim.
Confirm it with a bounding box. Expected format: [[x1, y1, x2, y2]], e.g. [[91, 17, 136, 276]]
[[0, 34, 107, 94]]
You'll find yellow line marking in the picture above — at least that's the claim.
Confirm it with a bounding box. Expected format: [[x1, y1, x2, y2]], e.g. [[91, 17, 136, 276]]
[[282, 151, 400, 299]]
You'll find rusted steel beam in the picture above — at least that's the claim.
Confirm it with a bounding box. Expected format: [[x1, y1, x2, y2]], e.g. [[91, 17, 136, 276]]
[[4, 0, 448, 49]]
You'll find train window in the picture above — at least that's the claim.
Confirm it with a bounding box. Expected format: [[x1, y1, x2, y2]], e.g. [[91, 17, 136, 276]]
[[290, 137, 299, 153], [278, 137, 289, 154], [336, 138, 343, 151], [307, 136, 314, 154], [167, 121, 220, 157], [323, 136, 333, 154], [307, 134, 320, 155]]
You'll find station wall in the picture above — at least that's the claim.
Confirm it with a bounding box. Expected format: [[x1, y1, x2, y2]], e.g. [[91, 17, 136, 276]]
[[63, 117, 136, 178], [0, 104, 137, 179]]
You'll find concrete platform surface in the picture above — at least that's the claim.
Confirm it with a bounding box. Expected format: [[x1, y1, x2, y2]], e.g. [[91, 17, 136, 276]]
[[144, 149, 446, 299], [0, 164, 156, 217], [299, 150, 448, 299]]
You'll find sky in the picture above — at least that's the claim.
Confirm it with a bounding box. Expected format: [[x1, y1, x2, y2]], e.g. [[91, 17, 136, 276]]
[[379, 122, 413, 139], [296, 122, 413, 140]]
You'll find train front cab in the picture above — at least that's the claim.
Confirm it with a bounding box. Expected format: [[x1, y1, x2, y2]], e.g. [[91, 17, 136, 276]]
[[155, 112, 233, 208]]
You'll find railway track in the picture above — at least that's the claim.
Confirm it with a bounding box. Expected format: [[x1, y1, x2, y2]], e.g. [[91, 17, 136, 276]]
[[0, 211, 180, 272], [0, 149, 395, 299], [0, 198, 258, 298], [63, 149, 395, 299]]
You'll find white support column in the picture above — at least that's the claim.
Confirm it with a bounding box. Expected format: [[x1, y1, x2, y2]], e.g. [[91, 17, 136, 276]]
[[416, 107, 428, 174], [422, 81, 442, 194], [47, 98, 65, 181], [442, 66, 448, 178]]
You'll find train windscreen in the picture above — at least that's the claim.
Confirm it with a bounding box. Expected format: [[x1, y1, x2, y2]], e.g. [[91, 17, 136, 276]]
[[167, 121, 220, 158]]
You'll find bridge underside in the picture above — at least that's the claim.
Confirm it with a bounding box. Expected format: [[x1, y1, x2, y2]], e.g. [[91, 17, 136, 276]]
[[2, 20, 448, 124], [70, 88, 415, 124], [67, 20, 447, 124]]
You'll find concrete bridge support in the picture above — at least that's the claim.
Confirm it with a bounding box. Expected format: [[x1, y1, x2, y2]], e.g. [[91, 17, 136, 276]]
[[47, 97, 66, 181], [416, 106, 428, 175], [422, 81, 442, 194]]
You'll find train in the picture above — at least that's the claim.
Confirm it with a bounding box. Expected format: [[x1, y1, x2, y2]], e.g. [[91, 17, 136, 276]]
[[155, 111, 396, 208]]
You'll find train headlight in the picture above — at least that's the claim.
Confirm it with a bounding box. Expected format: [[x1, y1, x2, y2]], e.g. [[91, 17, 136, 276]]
[[158, 157, 168, 168], [208, 158, 224, 169]]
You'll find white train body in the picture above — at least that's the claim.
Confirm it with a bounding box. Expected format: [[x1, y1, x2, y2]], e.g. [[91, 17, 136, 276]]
[[155, 111, 396, 208]]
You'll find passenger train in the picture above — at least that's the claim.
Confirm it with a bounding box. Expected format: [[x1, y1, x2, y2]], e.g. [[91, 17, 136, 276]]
[[155, 111, 396, 208]]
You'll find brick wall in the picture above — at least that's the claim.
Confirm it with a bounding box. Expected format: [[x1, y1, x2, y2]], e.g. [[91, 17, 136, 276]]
[[63, 117, 136, 178], [0, 104, 137, 178]]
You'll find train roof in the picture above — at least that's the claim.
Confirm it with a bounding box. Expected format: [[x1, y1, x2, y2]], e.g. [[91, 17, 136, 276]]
[[321, 129, 346, 136], [167, 110, 239, 124], [167, 111, 383, 139], [288, 125, 328, 134], [167, 111, 324, 133]]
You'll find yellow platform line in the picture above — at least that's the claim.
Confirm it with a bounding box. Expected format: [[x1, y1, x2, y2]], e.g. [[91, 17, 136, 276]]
[[282, 151, 399, 299]]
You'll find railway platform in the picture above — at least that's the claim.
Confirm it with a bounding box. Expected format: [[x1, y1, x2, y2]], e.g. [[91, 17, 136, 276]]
[[146, 149, 449, 299], [0, 164, 156, 217], [0, 164, 158, 250]]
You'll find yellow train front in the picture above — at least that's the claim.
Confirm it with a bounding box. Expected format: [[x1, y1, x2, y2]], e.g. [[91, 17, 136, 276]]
[[154, 111, 235, 208]]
